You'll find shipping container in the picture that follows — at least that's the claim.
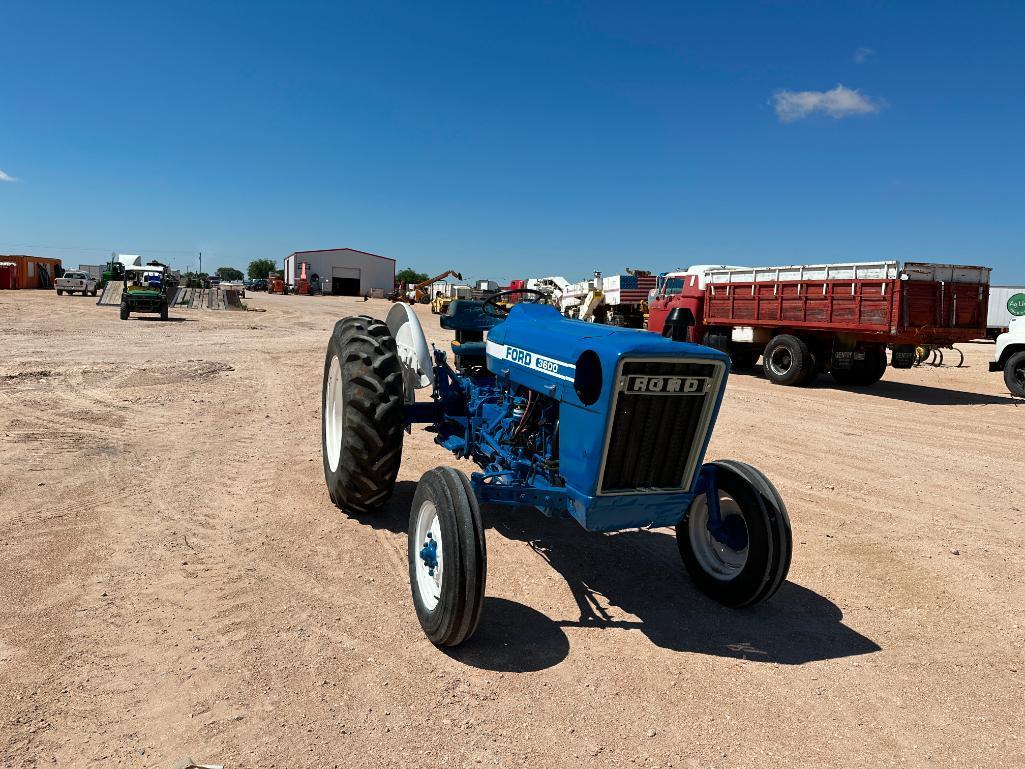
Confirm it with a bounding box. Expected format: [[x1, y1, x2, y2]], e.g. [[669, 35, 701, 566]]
[[0, 255, 64, 289]]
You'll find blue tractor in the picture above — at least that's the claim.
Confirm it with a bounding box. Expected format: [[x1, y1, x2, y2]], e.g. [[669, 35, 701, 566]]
[[322, 291, 792, 646]]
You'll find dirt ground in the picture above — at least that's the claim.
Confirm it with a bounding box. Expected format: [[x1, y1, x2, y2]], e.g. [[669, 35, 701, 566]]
[[1, 289, 1022, 769]]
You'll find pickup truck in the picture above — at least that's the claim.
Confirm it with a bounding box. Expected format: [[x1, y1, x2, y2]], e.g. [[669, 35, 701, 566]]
[[991, 316, 1025, 397], [55, 271, 99, 296]]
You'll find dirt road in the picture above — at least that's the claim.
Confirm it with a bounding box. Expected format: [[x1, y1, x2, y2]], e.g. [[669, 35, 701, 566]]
[[1, 290, 1022, 768]]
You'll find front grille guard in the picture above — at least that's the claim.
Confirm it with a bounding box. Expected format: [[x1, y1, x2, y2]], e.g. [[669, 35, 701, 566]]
[[596, 356, 727, 496]]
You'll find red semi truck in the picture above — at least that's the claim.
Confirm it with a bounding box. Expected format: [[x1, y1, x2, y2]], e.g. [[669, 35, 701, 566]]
[[648, 261, 991, 387]]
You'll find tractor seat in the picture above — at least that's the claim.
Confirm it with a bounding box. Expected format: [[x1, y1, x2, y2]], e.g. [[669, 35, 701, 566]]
[[441, 300, 499, 363], [451, 339, 487, 357], [439, 300, 501, 332]]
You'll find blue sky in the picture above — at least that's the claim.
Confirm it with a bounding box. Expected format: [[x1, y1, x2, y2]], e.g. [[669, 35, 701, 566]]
[[1, 1, 1023, 283]]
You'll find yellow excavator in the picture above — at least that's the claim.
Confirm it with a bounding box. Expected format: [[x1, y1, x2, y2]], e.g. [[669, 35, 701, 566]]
[[393, 270, 464, 305]]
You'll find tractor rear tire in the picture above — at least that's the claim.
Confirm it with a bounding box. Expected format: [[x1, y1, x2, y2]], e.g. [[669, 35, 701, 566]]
[[408, 466, 487, 646], [160, 303, 168, 321], [322, 314, 405, 514], [762, 335, 812, 386], [119, 302, 129, 321], [1004, 351, 1025, 398], [676, 461, 792, 607]]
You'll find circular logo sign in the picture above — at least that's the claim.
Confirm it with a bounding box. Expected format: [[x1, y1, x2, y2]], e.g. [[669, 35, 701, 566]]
[[1008, 293, 1025, 317]]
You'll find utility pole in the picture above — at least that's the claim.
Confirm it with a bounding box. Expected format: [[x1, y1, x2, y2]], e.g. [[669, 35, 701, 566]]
[[199, 251, 202, 276]]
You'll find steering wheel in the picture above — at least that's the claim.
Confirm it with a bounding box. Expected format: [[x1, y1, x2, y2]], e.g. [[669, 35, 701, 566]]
[[482, 289, 551, 318]]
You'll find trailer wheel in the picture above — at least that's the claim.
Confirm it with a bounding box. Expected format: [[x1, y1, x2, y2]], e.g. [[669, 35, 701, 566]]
[[1005, 351, 1025, 398], [408, 466, 486, 646], [57, 289, 63, 296], [677, 461, 791, 607], [119, 302, 129, 321], [762, 335, 812, 386], [322, 315, 405, 513], [795, 348, 822, 386]]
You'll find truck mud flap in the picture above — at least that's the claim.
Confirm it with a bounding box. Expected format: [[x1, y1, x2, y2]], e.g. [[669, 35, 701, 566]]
[[891, 345, 916, 369]]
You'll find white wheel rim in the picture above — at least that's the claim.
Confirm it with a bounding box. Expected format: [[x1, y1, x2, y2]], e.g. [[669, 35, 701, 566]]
[[414, 500, 443, 611], [325, 355, 344, 473], [688, 492, 749, 581]]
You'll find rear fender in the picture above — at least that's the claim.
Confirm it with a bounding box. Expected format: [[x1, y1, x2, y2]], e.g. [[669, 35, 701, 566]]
[[387, 303, 435, 401]]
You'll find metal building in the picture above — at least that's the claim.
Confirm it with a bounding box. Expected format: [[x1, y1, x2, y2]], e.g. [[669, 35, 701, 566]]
[[283, 248, 396, 296]]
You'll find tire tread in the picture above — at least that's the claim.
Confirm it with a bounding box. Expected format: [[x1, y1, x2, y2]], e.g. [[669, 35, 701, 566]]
[[322, 315, 405, 514]]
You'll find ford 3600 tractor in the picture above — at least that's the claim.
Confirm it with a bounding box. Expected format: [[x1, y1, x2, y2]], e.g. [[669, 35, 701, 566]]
[[321, 292, 792, 646]]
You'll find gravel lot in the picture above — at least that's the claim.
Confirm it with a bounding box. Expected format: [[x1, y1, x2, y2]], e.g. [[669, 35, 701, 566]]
[[1, 289, 1022, 768]]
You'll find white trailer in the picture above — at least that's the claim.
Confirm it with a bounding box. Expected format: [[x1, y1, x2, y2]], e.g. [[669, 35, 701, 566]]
[[78, 264, 104, 282], [987, 286, 1025, 338]]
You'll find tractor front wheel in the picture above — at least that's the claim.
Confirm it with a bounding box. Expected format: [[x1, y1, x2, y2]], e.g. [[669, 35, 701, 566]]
[[322, 315, 405, 513], [677, 460, 792, 607], [119, 302, 129, 321], [408, 466, 486, 646]]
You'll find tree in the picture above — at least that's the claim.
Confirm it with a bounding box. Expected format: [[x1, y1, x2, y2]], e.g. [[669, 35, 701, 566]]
[[396, 267, 429, 286], [248, 259, 277, 280], [216, 266, 244, 281]]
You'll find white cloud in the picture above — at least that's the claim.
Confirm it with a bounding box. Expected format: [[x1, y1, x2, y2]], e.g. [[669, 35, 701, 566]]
[[0, 169, 16, 182], [853, 47, 875, 63], [772, 84, 881, 122]]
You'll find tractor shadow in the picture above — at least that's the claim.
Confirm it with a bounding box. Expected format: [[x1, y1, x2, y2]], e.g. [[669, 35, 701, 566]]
[[349, 479, 880, 671], [469, 505, 880, 669], [741, 364, 1016, 406]]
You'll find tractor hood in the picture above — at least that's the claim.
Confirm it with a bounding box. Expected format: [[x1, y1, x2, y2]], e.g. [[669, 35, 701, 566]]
[[485, 303, 730, 410], [483, 302, 731, 516]]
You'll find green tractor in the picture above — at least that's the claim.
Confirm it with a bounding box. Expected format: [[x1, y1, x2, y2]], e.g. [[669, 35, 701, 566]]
[[120, 265, 170, 321], [101, 258, 127, 288]]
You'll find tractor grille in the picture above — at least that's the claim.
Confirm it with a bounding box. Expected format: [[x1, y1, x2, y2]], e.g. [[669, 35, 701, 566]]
[[599, 359, 723, 494]]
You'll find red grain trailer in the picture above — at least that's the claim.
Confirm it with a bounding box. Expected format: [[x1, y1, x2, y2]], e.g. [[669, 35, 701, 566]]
[[648, 261, 991, 386]]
